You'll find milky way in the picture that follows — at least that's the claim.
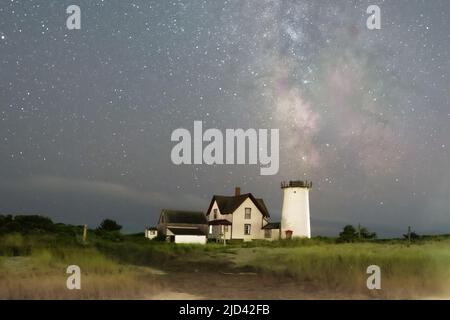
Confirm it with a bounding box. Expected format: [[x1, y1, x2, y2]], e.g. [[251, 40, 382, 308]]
[[1, 0, 449, 236]]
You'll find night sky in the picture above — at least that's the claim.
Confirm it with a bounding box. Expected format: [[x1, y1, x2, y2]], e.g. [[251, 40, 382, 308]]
[[1, 0, 449, 237]]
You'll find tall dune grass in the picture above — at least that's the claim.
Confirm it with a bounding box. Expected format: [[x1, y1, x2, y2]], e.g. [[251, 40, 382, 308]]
[[0, 233, 165, 299], [1, 232, 449, 299], [232, 241, 450, 298]]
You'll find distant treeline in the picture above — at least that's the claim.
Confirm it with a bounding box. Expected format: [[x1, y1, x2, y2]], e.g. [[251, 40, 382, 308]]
[[0, 215, 124, 241], [0, 215, 69, 234], [1, 214, 448, 243]]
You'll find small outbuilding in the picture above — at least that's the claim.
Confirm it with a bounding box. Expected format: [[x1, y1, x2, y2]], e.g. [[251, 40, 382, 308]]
[[262, 222, 281, 240], [157, 209, 208, 244], [144, 227, 158, 239], [166, 227, 207, 244]]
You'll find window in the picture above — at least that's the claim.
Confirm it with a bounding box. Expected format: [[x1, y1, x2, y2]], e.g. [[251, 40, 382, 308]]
[[213, 208, 218, 219], [224, 225, 228, 232], [244, 208, 251, 219], [264, 229, 271, 238], [209, 225, 213, 234], [150, 230, 156, 235], [244, 224, 251, 235]]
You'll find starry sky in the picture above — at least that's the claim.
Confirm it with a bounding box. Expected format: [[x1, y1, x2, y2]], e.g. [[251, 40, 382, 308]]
[[1, 0, 449, 237]]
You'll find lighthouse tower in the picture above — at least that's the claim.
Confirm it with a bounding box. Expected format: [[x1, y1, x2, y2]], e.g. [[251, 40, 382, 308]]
[[280, 180, 312, 239]]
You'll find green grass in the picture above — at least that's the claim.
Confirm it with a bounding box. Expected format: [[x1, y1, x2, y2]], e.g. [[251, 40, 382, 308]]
[[231, 240, 450, 298], [0, 232, 170, 299], [1, 231, 449, 299]]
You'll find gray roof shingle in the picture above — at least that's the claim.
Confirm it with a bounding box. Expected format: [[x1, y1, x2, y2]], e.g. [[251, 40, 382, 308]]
[[206, 193, 270, 218], [161, 209, 207, 224], [167, 227, 206, 236], [262, 222, 280, 229]]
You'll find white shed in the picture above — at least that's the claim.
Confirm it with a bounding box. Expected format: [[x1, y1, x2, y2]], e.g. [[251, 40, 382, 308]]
[[144, 227, 158, 239], [167, 227, 207, 244]]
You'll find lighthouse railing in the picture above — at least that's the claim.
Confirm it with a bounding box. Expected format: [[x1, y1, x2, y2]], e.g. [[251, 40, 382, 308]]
[[281, 180, 312, 189]]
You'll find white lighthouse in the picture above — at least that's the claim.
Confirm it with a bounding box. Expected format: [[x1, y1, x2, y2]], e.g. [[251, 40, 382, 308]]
[[280, 180, 312, 239]]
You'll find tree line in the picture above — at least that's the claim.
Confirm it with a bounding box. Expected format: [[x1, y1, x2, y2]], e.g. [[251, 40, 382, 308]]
[[0, 215, 122, 235]]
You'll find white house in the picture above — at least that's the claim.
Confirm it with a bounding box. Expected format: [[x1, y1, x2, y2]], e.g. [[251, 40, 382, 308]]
[[206, 187, 280, 242]]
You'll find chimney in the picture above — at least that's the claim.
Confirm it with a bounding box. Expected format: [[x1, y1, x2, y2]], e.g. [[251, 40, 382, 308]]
[[235, 187, 241, 196]]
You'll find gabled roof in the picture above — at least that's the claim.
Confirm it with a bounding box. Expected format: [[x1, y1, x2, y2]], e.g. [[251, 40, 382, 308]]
[[167, 227, 206, 236], [206, 193, 270, 218], [255, 199, 269, 217], [160, 209, 207, 224]]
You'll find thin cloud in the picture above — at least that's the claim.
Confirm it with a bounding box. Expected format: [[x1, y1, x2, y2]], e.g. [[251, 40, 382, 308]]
[[0, 175, 208, 211]]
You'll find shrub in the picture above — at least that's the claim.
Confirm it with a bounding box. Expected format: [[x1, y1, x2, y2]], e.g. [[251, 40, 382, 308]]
[[0, 233, 32, 256], [97, 219, 122, 232], [94, 230, 124, 242], [0, 215, 55, 234], [338, 224, 377, 242]]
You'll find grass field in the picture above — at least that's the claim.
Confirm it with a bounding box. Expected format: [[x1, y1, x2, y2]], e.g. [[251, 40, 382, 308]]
[[231, 240, 450, 299], [1, 231, 449, 299]]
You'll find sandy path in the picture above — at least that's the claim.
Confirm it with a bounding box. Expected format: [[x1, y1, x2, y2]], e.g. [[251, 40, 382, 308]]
[[141, 271, 364, 300], [140, 270, 450, 300]]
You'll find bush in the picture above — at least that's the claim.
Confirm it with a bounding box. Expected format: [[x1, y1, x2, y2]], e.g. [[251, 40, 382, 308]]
[[94, 229, 124, 242], [403, 231, 421, 242], [97, 219, 122, 232], [153, 233, 167, 242], [0, 233, 32, 256], [0, 215, 55, 234], [338, 224, 376, 242]]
